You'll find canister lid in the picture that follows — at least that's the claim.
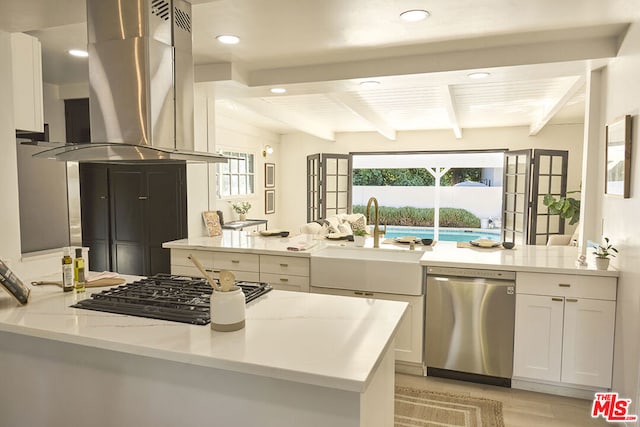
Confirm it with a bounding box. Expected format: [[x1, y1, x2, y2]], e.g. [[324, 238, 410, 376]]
[[75, 248, 82, 258]]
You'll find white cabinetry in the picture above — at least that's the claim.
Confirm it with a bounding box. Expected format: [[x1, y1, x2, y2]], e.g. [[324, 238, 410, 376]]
[[11, 33, 43, 132], [311, 286, 423, 365], [513, 272, 616, 389], [169, 249, 310, 292]]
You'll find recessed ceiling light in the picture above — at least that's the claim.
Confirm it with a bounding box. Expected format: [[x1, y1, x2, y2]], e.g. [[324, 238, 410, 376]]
[[216, 35, 240, 45], [68, 49, 88, 58], [359, 80, 381, 89], [467, 72, 491, 79], [399, 9, 430, 22], [270, 87, 286, 94]]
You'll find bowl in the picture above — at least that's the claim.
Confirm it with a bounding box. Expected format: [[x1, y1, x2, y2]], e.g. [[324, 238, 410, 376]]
[[421, 238, 434, 246], [280, 231, 290, 237], [502, 242, 515, 249]]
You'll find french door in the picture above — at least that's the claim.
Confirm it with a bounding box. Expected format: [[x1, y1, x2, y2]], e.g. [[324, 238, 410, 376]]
[[502, 149, 569, 245], [306, 153, 352, 221]]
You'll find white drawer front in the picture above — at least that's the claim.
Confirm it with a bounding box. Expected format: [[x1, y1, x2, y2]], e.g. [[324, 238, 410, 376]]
[[171, 249, 214, 268], [171, 265, 259, 283], [517, 272, 616, 300], [260, 273, 309, 292], [213, 252, 259, 272], [260, 255, 310, 277]]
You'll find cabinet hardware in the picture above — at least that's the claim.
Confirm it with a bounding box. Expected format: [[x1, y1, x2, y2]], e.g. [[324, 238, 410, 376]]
[[138, 196, 148, 200], [354, 291, 364, 295], [206, 269, 220, 274], [566, 298, 578, 302], [100, 196, 107, 200], [364, 292, 374, 297], [558, 283, 571, 287], [231, 260, 240, 264], [551, 297, 564, 302], [279, 263, 289, 267], [279, 278, 289, 282]]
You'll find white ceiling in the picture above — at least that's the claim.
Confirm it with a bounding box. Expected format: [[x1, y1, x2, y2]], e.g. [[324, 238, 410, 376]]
[[3, 0, 640, 140]]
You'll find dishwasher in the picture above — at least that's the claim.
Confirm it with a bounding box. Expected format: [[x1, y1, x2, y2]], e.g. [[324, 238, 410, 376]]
[[425, 266, 516, 387]]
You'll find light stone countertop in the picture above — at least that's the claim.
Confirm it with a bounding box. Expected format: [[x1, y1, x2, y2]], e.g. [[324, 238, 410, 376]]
[[0, 276, 407, 393]]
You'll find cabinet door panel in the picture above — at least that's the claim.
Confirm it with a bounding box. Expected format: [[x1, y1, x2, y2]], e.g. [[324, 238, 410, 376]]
[[513, 294, 564, 381], [561, 299, 615, 388]]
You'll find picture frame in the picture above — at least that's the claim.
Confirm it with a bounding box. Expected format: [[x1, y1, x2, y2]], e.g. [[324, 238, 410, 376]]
[[265, 189, 275, 214], [265, 163, 275, 188], [605, 115, 632, 198]]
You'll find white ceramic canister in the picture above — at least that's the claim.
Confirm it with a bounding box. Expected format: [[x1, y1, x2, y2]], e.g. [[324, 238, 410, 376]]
[[210, 286, 246, 331]]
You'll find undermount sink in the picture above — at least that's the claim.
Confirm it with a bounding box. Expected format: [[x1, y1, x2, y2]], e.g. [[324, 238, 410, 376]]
[[311, 246, 423, 296]]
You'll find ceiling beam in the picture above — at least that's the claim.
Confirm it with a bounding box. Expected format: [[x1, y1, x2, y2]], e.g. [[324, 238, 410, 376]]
[[327, 92, 396, 141], [234, 98, 336, 141], [443, 85, 462, 139], [529, 76, 585, 135]]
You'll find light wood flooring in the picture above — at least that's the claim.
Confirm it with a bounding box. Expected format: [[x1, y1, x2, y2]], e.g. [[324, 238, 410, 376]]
[[396, 373, 609, 426]]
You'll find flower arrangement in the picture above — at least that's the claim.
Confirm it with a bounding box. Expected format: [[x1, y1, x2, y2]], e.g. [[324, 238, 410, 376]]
[[232, 201, 251, 215], [593, 237, 618, 259]]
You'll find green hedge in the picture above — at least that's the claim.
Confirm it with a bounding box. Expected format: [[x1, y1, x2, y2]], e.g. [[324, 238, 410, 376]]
[[352, 205, 481, 228]]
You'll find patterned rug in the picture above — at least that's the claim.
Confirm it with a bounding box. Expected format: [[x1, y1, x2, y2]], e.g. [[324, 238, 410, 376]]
[[395, 386, 505, 427]]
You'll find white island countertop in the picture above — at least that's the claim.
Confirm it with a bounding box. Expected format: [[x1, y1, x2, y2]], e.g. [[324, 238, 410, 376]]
[[0, 282, 407, 393]]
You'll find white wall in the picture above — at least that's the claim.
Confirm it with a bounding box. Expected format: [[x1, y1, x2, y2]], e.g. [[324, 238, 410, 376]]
[[279, 125, 584, 232], [599, 21, 640, 421]]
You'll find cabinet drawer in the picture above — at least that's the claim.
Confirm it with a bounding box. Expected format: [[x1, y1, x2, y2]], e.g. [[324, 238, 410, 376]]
[[260, 273, 309, 292], [260, 255, 310, 277], [517, 272, 616, 300], [171, 264, 259, 282], [171, 249, 214, 268], [213, 252, 259, 272]]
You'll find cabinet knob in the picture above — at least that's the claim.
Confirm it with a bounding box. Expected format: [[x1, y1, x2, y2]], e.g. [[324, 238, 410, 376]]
[[551, 297, 564, 302]]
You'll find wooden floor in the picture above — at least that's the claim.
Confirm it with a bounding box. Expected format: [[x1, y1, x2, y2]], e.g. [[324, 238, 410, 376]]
[[396, 373, 609, 426]]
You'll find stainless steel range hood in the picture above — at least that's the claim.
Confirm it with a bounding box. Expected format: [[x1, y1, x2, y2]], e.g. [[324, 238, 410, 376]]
[[34, 0, 227, 163]]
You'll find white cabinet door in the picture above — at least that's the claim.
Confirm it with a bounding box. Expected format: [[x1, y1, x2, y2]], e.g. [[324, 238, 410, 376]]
[[11, 33, 43, 132], [311, 287, 424, 364], [561, 298, 615, 388], [513, 294, 564, 382]]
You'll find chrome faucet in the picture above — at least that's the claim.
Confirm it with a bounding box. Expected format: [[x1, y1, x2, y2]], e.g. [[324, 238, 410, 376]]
[[366, 197, 386, 248]]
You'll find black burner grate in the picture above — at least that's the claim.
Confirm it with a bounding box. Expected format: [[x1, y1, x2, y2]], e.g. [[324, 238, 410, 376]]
[[71, 273, 272, 325]]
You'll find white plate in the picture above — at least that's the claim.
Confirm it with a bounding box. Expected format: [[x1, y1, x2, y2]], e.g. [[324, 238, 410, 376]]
[[327, 233, 348, 240], [260, 229, 284, 236], [394, 236, 418, 243], [470, 239, 500, 248]]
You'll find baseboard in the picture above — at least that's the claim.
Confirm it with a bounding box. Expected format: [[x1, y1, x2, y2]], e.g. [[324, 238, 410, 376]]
[[395, 361, 425, 376], [512, 378, 608, 400]]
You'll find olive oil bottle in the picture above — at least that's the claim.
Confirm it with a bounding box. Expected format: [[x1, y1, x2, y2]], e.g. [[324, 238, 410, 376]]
[[73, 248, 86, 293], [62, 248, 74, 292]]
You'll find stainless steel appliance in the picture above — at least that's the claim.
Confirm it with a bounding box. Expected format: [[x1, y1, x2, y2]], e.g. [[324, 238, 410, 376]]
[[72, 274, 272, 325], [425, 266, 516, 387]]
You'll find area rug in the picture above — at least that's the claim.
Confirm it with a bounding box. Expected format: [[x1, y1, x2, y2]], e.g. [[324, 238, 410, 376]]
[[395, 386, 505, 427]]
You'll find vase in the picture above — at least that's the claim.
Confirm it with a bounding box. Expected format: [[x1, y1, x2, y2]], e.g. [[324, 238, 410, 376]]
[[595, 257, 610, 270], [354, 235, 366, 247], [239, 213, 247, 221]]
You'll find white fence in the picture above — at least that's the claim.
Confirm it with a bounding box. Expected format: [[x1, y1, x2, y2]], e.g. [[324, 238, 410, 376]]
[[353, 185, 503, 221]]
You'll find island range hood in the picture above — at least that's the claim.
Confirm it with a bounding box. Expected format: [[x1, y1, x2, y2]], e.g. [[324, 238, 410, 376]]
[[34, 0, 227, 163]]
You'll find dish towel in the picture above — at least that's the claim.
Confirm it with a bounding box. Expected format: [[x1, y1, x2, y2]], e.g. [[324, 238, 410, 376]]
[[287, 242, 318, 251]]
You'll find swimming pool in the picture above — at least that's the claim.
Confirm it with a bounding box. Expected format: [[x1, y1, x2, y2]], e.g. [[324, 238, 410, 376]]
[[383, 226, 501, 242]]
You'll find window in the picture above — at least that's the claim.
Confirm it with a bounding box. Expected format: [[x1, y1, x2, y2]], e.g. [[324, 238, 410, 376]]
[[217, 151, 255, 197]]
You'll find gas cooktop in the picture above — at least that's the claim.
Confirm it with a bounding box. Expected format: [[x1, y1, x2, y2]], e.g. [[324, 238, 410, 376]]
[[71, 273, 272, 325]]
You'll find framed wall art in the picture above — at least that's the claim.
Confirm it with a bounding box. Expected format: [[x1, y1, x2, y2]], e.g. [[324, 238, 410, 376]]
[[265, 163, 275, 188], [265, 189, 275, 214], [605, 115, 632, 198]]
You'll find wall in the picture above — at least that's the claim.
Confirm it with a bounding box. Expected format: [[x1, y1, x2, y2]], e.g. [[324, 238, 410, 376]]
[[279, 124, 584, 232], [600, 20, 640, 422]]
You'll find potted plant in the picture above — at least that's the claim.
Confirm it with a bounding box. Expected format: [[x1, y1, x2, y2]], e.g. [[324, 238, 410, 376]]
[[353, 229, 367, 247], [593, 237, 618, 270], [543, 192, 581, 225], [232, 201, 251, 221]]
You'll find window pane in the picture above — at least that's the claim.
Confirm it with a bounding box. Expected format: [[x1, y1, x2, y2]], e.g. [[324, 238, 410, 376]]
[[231, 175, 239, 195], [221, 175, 230, 196], [230, 158, 238, 173], [248, 175, 254, 194], [239, 175, 247, 195], [247, 154, 254, 173], [238, 157, 246, 173]]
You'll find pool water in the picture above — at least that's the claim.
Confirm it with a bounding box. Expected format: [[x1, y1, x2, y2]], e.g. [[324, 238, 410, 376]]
[[383, 226, 501, 243]]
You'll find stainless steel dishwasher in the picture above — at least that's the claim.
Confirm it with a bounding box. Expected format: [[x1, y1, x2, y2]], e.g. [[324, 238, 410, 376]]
[[425, 266, 516, 387]]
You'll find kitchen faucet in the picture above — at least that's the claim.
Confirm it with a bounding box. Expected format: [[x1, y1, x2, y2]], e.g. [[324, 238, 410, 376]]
[[366, 197, 386, 248]]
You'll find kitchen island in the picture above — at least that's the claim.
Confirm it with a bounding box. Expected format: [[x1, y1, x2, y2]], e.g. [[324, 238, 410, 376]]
[[0, 278, 407, 427]]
